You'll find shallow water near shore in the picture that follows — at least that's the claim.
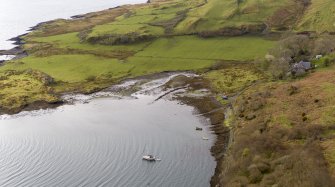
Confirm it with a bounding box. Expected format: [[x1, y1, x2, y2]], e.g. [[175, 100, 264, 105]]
[[0, 75, 216, 187]]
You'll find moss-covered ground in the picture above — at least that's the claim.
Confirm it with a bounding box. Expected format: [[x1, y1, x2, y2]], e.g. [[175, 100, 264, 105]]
[[0, 71, 59, 114], [204, 65, 263, 94]]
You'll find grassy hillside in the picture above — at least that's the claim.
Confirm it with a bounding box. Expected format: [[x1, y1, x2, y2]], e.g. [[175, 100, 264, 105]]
[[0, 0, 285, 113], [218, 66, 335, 186], [0, 0, 333, 113], [296, 0, 335, 33], [175, 0, 292, 33]]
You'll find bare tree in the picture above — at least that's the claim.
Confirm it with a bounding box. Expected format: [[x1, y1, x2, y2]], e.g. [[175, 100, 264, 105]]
[[312, 34, 335, 56], [268, 34, 312, 79]]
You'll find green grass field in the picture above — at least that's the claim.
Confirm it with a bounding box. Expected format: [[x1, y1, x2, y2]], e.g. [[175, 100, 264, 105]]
[[3, 35, 274, 84], [134, 36, 275, 61], [1, 54, 215, 83], [27, 32, 150, 52], [1, 55, 132, 82]]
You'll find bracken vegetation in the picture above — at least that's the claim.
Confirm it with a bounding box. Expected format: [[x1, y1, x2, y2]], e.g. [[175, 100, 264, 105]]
[[218, 66, 335, 186]]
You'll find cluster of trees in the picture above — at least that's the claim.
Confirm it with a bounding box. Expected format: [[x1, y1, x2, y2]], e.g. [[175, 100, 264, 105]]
[[265, 33, 335, 79]]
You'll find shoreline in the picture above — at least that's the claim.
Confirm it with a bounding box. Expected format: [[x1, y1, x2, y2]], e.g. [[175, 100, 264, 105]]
[[0, 78, 215, 187], [0, 1, 150, 59], [0, 70, 230, 187], [0, 1, 230, 186], [161, 74, 231, 187]]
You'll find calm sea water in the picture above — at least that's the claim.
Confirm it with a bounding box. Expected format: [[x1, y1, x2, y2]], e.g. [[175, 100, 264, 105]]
[[0, 75, 216, 186]]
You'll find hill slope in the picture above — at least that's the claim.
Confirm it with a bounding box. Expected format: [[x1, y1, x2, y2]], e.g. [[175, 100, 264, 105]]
[[296, 0, 335, 33]]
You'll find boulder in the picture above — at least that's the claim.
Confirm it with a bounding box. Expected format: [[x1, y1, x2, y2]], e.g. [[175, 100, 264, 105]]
[[257, 162, 271, 173]]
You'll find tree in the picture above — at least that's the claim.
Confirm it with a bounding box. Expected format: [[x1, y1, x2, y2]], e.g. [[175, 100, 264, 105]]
[[312, 34, 335, 56], [268, 57, 290, 79], [268, 34, 311, 79]]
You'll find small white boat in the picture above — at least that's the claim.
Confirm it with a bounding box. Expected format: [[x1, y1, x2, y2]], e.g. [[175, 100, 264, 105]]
[[142, 155, 157, 161], [202, 137, 209, 140]]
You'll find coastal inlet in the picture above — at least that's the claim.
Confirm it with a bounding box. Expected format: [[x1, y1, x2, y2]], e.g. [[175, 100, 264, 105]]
[[0, 74, 216, 187]]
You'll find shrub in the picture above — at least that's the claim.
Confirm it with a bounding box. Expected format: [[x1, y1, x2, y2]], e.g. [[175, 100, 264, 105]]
[[268, 57, 290, 79], [324, 58, 330, 67], [312, 34, 335, 56], [85, 75, 96, 82]]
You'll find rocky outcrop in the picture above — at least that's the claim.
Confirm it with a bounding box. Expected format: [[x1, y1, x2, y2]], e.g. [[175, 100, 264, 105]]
[[0, 47, 24, 56], [198, 23, 267, 38], [86, 32, 156, 45]]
